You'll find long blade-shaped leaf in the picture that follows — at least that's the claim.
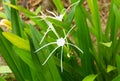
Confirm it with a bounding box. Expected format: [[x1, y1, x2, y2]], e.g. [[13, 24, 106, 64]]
[[2, 32, 30, 51], [74, 3, 95, 76], [82, 74, 98, 81], [53, 0, 64, 13], [4, 3, 48, 31], [3, 0, 11, 20], [0, 29, 24, 81], [87, 0, 102, 42], [10, 0, 23, 37]]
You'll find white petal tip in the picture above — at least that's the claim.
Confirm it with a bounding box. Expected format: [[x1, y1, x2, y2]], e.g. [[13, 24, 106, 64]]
[[81, 51, 84, 54], [42, 63, 46, 66], [61, 70, 63, 72], [33, 51, 37, 54]]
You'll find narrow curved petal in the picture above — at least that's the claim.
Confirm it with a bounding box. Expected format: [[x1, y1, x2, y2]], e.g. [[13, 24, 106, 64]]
[[45, 21, 59, 38], [34, 42, 56, 53], [42, 46, 60, 65], [64, 26, 75, 39], [46, 9, 57, 17], [67, 43, 83, 54], [39, 28, 51, 44], [60, 46, 64, 72], [66, 0, 80, 11]]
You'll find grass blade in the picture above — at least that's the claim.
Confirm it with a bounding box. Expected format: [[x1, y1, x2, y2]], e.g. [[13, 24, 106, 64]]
[[82, 74, 98, 81], [74, 3, 95, 76], [2, 0, 11, 20], [53, 0, 64, 13], [0, 29, 24, 81], [87, 0, 102, 42], [10, 0, 23, 37], [2, 32, 30, 51]]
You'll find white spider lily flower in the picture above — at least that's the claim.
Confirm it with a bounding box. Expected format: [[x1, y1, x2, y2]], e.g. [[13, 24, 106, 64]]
[[38, 11, 60, 44], [37, 0, 81, 44], [34, 0, 82, 72], [46, 9, 64, 21], [38, 10, 67, 44], [34, 26, 83, 72]]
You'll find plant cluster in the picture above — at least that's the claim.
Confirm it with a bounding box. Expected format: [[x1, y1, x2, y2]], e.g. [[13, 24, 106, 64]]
[[0, 0, 120, 81]]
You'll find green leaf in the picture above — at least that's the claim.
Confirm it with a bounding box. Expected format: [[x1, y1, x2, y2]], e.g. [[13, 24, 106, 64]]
[[13, 46, 35, 70], [4, 3, 35, 16], [113, 4, 120, 35], [0, 66, 12, 74], [82, 74, 98, 81], [34, 6, 41, 15], [74, 3, 95, 76], [2, 32, 30, 51], [70, 0, 78, 3], [0, 77, 6, 81], [46, 17, 70, 30], [100, 41, 112, 47], [0, 12, 6, 19], [87, 0, 102, 42], [0, 29, 25, 81], [114, 0, 120, 7], [116, 54, 120, 74], [4, 3, 48, 30], [112, 75, 120, 81], [64, 6, 75, 26], [110, 4, 120, 48], [105, 0, 114, 38], [110, 4, 120, 45], [3, 0, 11, 20], [106, 65, 116, 73], [10, 0, 24, 37], [53, 0, 64, 13]]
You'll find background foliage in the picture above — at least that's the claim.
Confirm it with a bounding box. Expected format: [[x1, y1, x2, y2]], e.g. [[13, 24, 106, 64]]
[[0, 0, 120, 81]]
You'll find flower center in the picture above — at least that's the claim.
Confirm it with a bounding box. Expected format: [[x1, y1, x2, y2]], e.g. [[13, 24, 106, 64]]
[[56, 38, 65, 46]]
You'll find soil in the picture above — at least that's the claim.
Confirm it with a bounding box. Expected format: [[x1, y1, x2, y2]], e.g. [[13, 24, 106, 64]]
[[0, 56, 6, 65]]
